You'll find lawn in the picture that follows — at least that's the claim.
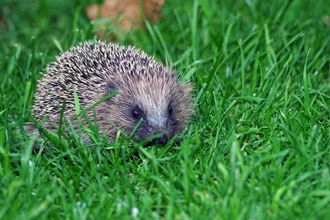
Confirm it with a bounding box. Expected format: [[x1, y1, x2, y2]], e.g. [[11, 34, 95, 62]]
[[1, 0, 330, 219]]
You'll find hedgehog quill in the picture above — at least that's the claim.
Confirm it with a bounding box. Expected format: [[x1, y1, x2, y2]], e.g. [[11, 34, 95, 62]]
[[30, 41, 193, 145]]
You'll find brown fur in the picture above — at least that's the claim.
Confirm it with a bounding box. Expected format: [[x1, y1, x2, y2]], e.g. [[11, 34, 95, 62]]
[[31, 41, 193, 145]]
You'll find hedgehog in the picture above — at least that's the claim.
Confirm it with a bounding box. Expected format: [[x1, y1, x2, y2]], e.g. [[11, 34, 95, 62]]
[[30, 41, 193, 145]]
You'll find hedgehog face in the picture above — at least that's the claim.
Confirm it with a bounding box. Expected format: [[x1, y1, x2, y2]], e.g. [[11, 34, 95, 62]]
[[102, 86, 176, 145], [99, 72, 192, 146], [126, 103, 175, 145]]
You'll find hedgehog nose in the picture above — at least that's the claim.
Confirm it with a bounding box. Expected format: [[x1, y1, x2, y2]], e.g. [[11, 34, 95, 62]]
[[157, 133, 168, 146]]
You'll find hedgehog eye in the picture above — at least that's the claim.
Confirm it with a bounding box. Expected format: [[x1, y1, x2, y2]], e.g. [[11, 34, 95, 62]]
[[168, 104, 173, 116], [131, 107, 142, 119]]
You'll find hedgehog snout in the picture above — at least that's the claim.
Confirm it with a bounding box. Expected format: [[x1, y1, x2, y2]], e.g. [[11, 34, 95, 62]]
[[143, 131, 170, 146], [150, 122, 174, 145], [146, 132, 169, 146], [155, 133, 169, 145], [137, 120, 173, 146]]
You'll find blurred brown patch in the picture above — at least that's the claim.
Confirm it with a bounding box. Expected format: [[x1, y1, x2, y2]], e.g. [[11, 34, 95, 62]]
[[322, 16, 329, 26], [86, 0, 164, 38], [0, 16, 6, 29]]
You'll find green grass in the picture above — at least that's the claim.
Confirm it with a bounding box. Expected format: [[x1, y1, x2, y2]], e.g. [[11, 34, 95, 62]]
[[1, 0, 330, 219]]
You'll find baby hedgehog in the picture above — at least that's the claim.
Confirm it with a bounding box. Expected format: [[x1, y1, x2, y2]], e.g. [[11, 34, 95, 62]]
[[31, 41, 193, 145]]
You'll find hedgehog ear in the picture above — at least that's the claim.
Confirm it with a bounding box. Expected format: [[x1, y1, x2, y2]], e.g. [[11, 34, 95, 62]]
[[107, 83, 117, 94], [105, 83, 117, 104]]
